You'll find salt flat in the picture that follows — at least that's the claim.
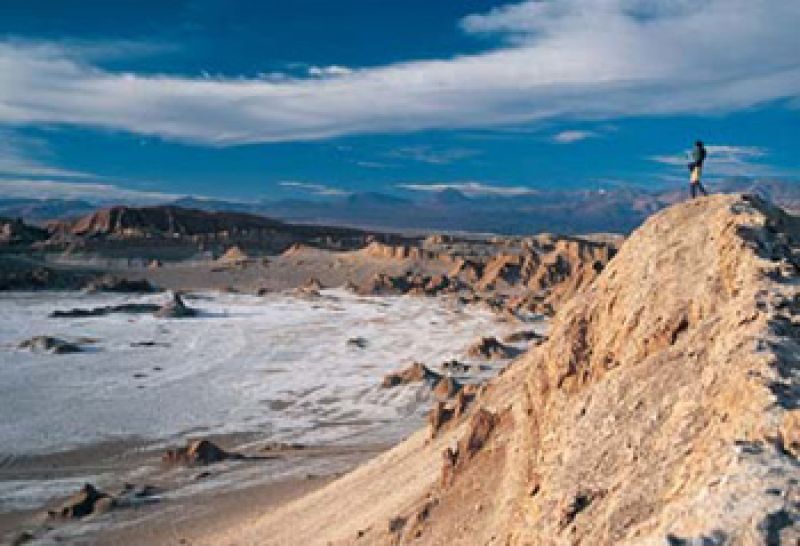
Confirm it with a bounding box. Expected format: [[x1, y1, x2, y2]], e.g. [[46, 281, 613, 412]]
[[0, 289, 518, 519]]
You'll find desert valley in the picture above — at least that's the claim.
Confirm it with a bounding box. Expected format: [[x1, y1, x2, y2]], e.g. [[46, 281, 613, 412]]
[[1, 192, 799, 545], [1, 201, 617, 544], [2, 1, 800, 543]]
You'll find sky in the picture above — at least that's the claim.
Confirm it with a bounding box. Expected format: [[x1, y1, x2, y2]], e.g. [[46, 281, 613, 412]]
[[0, 0, 799, 204]]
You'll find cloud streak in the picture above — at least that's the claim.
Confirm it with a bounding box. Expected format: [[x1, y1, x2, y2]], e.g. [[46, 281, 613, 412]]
[[399, 181, 537, 197], [0, 179, 182, 203], [386, 146, 480, 165], [278, 181, 351, 196], [553, 130, 597, 144], [0, 1, 799, 145], [649, 144, 789, 177]]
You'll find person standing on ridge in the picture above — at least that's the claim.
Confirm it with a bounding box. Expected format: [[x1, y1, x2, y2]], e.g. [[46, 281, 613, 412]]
[[688, 140, 708, 199]]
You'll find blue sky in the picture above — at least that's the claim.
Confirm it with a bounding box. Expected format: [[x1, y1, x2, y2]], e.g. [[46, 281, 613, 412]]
[[0, 0, 799, 203]]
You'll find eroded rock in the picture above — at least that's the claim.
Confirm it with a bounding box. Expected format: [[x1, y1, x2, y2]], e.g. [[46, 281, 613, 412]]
[[154, 292, 197, 318], [381, 362, 440, 388], [50, 303, 160, 318], [466, 336, 518, 360], [162, 439, 242, 466], [47, 483, 110, 519], [17, 336, 82, 354]]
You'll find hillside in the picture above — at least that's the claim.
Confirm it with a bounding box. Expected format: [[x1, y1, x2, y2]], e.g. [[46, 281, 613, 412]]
[[200, 194, 800, 545], [46, 205, 287, 237], [38, 205, 386, 259]]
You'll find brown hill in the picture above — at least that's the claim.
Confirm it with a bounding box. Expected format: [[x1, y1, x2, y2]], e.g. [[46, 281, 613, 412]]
[[200, 194, 800, 545], [47, 205, 286, 238]]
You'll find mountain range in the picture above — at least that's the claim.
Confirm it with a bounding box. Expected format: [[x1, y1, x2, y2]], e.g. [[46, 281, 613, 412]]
[[2, 178, 798, 235]]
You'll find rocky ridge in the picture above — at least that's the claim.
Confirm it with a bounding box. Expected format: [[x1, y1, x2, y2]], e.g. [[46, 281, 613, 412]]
[[200, 195, 800, 545]]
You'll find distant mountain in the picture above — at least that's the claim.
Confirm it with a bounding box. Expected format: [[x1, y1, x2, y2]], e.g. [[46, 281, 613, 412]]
[[5, 179, 798, 236], [344, 192, 412, 207], [425, 188, 472, 206], [0, 198, 96, 224], [255, 179, 798, 234], [170, 196, 259, 214]]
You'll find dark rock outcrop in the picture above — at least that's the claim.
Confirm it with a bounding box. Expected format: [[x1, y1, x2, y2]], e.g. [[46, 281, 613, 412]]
[[48, 484, 109, 519], [503, 330, 545, 344], [17, 336, 83, 354], [154, 292, 197, 318], [50, 303, 160, 318]]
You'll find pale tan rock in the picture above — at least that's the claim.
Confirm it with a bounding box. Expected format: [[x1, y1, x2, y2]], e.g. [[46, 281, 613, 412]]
[[195, 195, 800, 546]]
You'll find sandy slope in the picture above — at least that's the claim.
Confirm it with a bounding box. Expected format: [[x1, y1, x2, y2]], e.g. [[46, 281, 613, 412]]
[[199, 194, 800, 545]]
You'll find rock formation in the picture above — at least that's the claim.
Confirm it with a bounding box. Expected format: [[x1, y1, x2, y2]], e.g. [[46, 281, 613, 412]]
[[50, 302, 160, 318], [381, 362, 440, 388], [48, 205, 286, 238], [207, 195, 800, 545], [47, 484, 110, 519], [466, 336, 518, 360], [17, 336, 82, 354], [46, 482, 159, 522], [154, 291, 197, 318], [162, 439, 241, 466], [216, 245, 250, 264], [503, 329, 546, 344]]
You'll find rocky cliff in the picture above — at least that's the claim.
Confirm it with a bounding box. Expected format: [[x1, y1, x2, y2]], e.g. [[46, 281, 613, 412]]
[[47, 205, 287, 238], [201, 194, 800, 545]]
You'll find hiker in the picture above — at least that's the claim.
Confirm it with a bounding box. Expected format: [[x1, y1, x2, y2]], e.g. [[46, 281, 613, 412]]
[[688, 140, 708, 199]]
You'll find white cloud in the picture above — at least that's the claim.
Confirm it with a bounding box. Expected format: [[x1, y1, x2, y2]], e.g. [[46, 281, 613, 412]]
[[649, 144, 784, 177], [553, 130, 597, 144], [0, 1, 798, 144], [278, 181, 350, 197], [307, 65, 352, 78], [387, 146, 479, 165], [398, 181, 537, 197], [0, 179, 182, 203]]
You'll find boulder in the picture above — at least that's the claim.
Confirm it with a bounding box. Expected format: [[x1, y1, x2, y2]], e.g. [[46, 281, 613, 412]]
[[381, 362, 440, 388], [347, 337, 368, 349], [466, 336, 518, 360], [154, 292, 197, 318], [503, 330, 546, 344], [217, 245, 250, 264], [48, 483, 110, 519], [441, 359, 470, 373], [162, 439, 241, 465], [17, 336, 82, 354]]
